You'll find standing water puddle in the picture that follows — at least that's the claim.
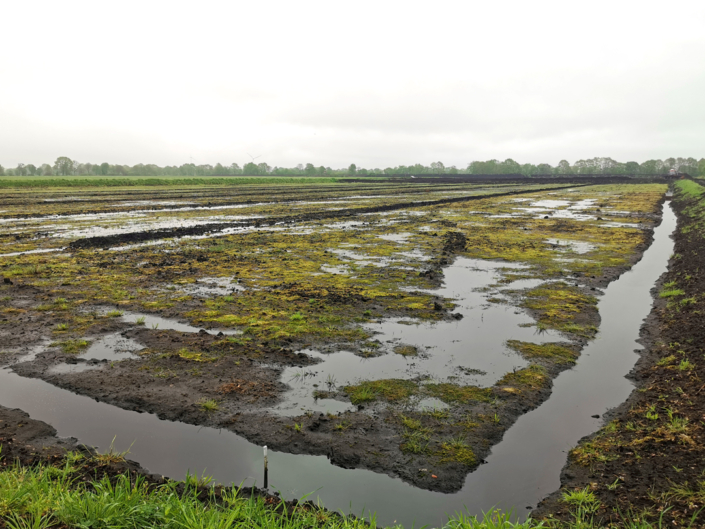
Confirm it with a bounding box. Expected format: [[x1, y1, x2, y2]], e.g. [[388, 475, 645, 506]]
[[0, 203, 677, 528], [272, 258, 561, 416]]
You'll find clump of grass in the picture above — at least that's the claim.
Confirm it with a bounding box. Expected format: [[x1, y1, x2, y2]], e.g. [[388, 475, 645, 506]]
[[289, 312, 305, 322], [657, 354, 677, 366], [400, 414, 422, 430], [94, 436, 134, 464], [506, 340, 577, 364], [393, 344, 418, 357], [135, 316, 146, 325], [401, 430, 430, 454], [177, 348, 216, 363], [562, 486, 601, 515], [660, 288, 686, 298], [198, 398, 219, 412], [106, 310, 124, 318], [423, 407, 450, 420], [184, 470, 214, 488], [495, 365, 547, 390], [437, 435, 476, 466], [51, 339, 90, 355], [345, 379, 417, 405], [679, 359, 694, 371], [424, 383, 492, 404], [54, 323, 68, 332]]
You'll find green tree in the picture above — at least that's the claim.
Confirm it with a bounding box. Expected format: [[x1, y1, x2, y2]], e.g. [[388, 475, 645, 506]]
[[698, 158, 705, 177], [430, 161, 445, 174], [556, 160, 572, 174], [0, 164, 4, 175], [348, 163, 357, 175], [624, 161, 640, 174], [54, 157, 74, 175], [99, 162, 109, 175], [304, 163, 316, 176], [243, 162, 259, 175]]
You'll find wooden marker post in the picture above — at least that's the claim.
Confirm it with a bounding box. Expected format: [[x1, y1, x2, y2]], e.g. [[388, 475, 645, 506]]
[[263, 445, 268, 489]]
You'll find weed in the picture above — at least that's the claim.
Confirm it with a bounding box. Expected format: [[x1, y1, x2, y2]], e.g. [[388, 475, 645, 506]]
[[679, 359, 694, 371], [496, 365, 547, 390], [289, 312, 305, 322], [54, 323, 68, 332], [51, 339, 90, 355], [401, 430, 430, 454], [393, 344, 418, 357], [562, 486, 600, 514], [135, 316, 146, 325], [293, 423, 302, 433], [660, 288, 686, 298], [106, 310, 124, 318], [657, 354, 677, 366], [198, 398, 219, 412], [184, 470, 214, 488], [506, 340, 576, 364], [345, 379, 417, 405], [425, 383, 492, 404], [93, 436, 133, 464], [438, 435, 476, 466]]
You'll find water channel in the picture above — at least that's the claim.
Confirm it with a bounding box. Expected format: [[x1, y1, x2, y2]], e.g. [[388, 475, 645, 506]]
[[0, 202, 676, 528]]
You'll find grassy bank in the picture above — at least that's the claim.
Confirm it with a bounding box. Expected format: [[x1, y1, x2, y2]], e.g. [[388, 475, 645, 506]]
[[0, 176, 340, 188], [0, 451, 684, 529], [1, 452, 675, 529]]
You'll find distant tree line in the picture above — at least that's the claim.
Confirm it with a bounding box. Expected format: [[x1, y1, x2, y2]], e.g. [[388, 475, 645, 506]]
[[1, 156, 703, 177]]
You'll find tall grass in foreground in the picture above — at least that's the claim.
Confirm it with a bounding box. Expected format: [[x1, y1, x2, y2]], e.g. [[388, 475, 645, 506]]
[[0, 177, 339, 188], [0, 455, 682, 528]]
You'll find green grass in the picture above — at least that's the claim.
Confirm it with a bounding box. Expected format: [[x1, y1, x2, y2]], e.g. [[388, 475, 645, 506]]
[[659, 288, 685, 298], [345, 379, 417, 405], [51, 339, 90, 354], [424, 383, 493, 404], [506, 340, 577, 364], [0, 176, 339, 188], [197, 398, 219, 412]]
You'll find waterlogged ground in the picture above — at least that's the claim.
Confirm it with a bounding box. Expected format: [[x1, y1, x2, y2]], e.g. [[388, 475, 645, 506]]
[[0, 181, 666, 492]]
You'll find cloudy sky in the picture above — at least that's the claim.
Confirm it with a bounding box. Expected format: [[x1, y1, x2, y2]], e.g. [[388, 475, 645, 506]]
[[1, 0, 704, 169]]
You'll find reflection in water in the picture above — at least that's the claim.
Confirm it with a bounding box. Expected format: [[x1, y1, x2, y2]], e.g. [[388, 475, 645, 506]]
[[271, 258, 560, 416]]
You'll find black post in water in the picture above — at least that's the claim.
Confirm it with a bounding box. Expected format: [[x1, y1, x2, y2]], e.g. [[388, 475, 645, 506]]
[[263, 445, 268, 489]]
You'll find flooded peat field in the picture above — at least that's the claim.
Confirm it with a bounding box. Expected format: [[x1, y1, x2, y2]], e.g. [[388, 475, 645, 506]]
[[0, 181, 671, 526]]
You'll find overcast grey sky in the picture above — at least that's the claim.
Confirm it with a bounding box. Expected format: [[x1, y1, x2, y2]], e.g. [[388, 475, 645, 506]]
[[1, 0, 704, 168]]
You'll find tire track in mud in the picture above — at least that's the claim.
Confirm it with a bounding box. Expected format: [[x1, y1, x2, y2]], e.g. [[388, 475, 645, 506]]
[[67, 184, 591, 250]]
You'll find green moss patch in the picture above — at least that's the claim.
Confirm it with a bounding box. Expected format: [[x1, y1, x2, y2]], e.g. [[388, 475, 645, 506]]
[[424, 383, 492, 404], [345, 379, 418, 405], [506, 340, 577, 364]]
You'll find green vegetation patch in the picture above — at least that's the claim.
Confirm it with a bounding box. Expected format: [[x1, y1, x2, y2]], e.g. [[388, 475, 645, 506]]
[[424, 383, 492, 404], [51, 339, 90, 355], [393, 344, 418, 357], [506, 339, 577, 364], [523, 282, 598, 336], [344, 379, 417, 405], [437, 436, 476, 466], [496, 365, 548, 390]]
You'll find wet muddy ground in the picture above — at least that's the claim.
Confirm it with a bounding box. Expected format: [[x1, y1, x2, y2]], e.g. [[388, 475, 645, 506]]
[[0, 181, 667, 495]]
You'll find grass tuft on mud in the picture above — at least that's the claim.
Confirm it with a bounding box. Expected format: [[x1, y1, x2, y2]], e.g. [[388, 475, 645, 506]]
[[506, 340, 577, 364], [345, 379, 417, 405]]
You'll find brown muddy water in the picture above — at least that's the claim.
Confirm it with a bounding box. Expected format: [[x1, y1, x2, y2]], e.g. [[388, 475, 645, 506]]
[[0, 203, 676, 527]]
